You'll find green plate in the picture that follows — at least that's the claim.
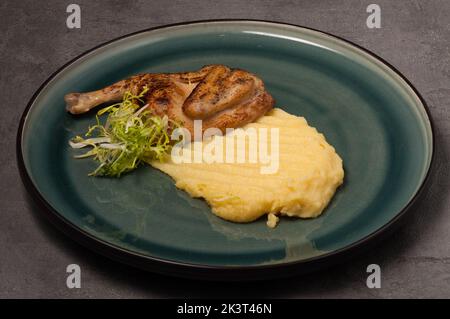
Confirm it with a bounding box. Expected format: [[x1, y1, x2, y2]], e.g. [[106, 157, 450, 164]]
[[17, 20, 434, 280]]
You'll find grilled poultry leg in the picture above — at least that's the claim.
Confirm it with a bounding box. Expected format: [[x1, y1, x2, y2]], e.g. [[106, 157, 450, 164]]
[[65, 65, 274, 135]]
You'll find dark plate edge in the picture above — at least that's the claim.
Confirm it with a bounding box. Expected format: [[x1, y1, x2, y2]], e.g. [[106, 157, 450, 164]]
[[16, 19, 436, 281]]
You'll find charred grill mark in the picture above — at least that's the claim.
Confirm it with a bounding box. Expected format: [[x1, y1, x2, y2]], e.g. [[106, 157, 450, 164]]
[[235, 77, 249, 85], [155, 97, 169, 105], [211, 91, 221, 104]]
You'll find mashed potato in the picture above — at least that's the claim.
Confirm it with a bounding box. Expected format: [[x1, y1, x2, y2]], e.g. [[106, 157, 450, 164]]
[[151, 108, 344, 227]]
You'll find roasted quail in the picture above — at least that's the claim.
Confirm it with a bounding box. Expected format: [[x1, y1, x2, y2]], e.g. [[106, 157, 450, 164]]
[[65, 64, 274, 135]]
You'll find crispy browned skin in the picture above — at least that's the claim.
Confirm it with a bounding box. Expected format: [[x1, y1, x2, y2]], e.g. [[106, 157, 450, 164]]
[[65, 65, 274, 135]]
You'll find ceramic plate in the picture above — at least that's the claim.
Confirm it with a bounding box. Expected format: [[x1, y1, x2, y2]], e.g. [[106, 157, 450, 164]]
[[17, 20, 434, 280]]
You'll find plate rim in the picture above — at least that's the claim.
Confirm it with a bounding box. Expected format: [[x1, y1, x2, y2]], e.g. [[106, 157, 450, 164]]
[[16, 19, 436, 280]]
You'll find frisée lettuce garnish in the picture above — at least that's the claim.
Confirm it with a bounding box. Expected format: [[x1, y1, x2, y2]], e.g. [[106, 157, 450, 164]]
[[69, 86, 178, 177]]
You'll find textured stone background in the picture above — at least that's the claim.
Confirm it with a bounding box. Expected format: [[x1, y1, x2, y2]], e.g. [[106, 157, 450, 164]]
[[1, 0, 449, 298]]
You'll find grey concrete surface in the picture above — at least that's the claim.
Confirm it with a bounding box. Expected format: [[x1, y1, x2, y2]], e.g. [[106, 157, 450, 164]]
[[1, 0, 449, 298]]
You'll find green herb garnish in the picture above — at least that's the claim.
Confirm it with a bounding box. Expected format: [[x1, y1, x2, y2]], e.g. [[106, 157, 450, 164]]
[[69, 87, 177, 177]]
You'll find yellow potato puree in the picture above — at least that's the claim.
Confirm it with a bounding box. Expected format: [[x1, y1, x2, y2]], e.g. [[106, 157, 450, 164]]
[[151, 108, 344, 227]]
